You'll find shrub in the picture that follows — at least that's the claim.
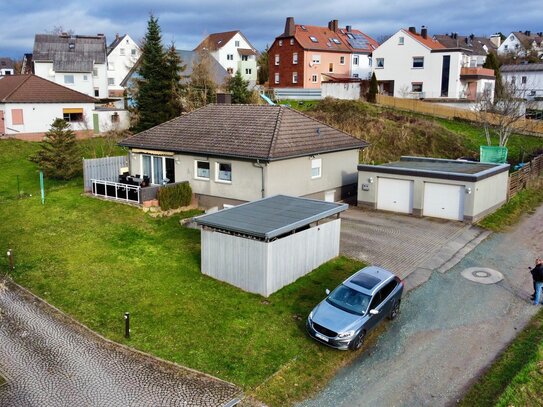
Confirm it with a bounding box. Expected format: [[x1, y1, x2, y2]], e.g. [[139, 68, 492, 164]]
[[157, 182, 192, 210]]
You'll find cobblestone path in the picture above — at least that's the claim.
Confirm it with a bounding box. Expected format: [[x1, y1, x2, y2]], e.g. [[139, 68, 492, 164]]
[[0, 281, 240, 406]]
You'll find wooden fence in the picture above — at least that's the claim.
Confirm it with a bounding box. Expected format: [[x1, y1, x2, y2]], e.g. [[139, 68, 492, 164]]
[[508, 154, 543, 198], [376, 94, 543, 136], [83, 155, 129, 192]]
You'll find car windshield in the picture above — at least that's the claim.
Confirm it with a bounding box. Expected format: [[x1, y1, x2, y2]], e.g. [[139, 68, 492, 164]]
[[326, 285, 371, 316]]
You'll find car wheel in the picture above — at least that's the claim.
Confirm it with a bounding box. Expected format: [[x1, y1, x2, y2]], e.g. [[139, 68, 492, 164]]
[[349, 330, 366, 351], [389, 300, 401, 320]]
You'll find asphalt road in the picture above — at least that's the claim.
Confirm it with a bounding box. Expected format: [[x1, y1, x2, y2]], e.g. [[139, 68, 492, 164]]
[[300, 207, 543, 407]]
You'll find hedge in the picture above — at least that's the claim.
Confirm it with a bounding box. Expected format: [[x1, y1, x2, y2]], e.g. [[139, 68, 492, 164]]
[[157, 182, 192, 210]]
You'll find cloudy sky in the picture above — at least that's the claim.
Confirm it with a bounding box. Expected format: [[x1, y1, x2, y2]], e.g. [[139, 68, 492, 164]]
[[1, 0, 542, 58]]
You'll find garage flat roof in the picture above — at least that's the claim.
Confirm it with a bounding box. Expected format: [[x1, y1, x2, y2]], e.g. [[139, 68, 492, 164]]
[[358, 156, 510, 182], [194, 195, 348, 240]]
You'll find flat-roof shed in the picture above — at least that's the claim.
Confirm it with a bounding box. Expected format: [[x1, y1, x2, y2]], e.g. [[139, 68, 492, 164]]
[[358, 156, 510, 222], [195, 195, 348, 296]]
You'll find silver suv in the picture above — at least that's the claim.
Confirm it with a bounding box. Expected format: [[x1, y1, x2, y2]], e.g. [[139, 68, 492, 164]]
[[306, 266, 404, 351]]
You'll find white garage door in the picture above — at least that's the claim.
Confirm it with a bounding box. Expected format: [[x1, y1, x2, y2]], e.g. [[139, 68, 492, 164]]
[[377, 178, 413, 214], [423, 182, 464, 221]]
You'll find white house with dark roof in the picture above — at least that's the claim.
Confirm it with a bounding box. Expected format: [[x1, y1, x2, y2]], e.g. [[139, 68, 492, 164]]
[[501, 63, 543, 100], [107, 34, 141, 98], [0, 75, 129, 140], [194, 31, 258, 87], [33, 33, 109, 99], [498, 31, 543, 57], [0, 58, 15, 76], [119, 104, 367, 208], [373, 26, 495, 100]]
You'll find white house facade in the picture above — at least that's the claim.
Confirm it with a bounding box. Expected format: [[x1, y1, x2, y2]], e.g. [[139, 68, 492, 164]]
[[107, 34, 141, 98], [498, 31, 543, 57], [501, 63, 543, 100], [373, 27, 495, 100], [195, 31, 258, 87], [33, 34, 109, 99]]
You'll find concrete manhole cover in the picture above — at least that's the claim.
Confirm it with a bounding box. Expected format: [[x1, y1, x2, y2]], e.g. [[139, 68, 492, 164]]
[[461, 267, 503, 284]]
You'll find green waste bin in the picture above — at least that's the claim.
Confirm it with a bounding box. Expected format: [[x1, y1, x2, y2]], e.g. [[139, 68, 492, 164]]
[[480, 146, 508, 163]]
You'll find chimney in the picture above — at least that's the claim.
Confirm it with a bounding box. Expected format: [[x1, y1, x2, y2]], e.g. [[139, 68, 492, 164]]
[[469, 33, 475, 40], [464, 37, 469, 44], [97, 33, 104, 37], [408, 26, 416, 34], [490, 34, 501, 47], [284, 17, 295, 36], [328, 19, 339, 32], [453, 32, 457, 39], [525, 30, 531, 36], [421, 26, 428, 39], [346, 25, 352, 33], [115, 33, 120, 40]]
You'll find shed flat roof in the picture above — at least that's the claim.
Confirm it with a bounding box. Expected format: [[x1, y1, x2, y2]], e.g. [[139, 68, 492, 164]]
[[195, 195, 348, 240], [358, 156, 510, 182]]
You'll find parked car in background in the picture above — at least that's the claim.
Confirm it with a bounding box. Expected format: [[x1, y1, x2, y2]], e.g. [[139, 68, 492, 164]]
[[306, 266, 404, 350]]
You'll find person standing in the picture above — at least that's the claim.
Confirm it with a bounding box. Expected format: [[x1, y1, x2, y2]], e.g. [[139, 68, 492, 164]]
[[530, 258, 543, 304]]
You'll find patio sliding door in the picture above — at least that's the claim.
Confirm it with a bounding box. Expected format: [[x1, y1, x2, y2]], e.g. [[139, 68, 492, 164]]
[[153, 156, 164, 185], [142, 155, 152, 179]]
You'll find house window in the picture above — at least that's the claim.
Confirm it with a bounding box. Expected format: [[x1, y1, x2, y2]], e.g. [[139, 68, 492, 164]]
[[235, 40, 240, 47], [376, 58, 384, 68], [108, 78, 115, 85], [279, 40, 283, 46], [413, 57, 424, 68], [63, 112, 84, 122], [353, 73, 359, 78], [64, 74, 75, 84], [522, 76, 527, 84], [293, 52, 298, 64], [398, 36, 404, 45], [131, 48, 137, 56], [275, 73, 280, 84], [329, 63, 334, 72], [290, 38, 294, 45], [511, 76, 516, 84], [120, 48, 125, 55], [94, 89, 99, 97], [241, 55, 248, 61], [275, 54, 280, 65], [227, 54, 234, 60], [504, 45, 508, 50], [412, 82, 423, 93], [311, 74, 318, 83], [311, 158, 322, 179], [216, 162, 232, 183], [141, 155, 174, 185], [111, 113, 119, 123], [83, 75, 88, 81], [195, 160, 210, 180], [309, 36, 318, 43], [245, 68, 252, 74], [227, 67, 234, 74], [11, 109, 24, 125], [292, 72, 298, 84], [312, 54, 320, 64], [353, 55, 359, 65], [93, 68, 98, 77], [340, 56, 345, 65]]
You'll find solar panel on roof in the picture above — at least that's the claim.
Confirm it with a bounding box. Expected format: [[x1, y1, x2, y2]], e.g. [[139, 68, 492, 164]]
[[350, 273, 381, 290], [348, 34, 370, 50]]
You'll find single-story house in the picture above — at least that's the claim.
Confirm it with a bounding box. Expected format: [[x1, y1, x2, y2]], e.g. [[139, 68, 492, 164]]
[[357, 156, 510, 222], [119, 104, 368, 208], [195, 194, 348, 296], [0, 74, 128, 140]]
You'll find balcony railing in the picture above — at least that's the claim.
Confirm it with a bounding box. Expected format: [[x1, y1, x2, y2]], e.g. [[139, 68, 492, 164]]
[[460, 67, 495, 78], [91, 179, 140, 203]]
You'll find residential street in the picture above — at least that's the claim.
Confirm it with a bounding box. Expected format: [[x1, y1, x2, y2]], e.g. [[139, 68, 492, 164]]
[[300, 206, 543, 406], [0, 281, 240, 407]]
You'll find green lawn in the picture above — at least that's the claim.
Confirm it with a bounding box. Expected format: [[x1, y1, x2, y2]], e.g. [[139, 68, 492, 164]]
[[0, 138, 369, 405]]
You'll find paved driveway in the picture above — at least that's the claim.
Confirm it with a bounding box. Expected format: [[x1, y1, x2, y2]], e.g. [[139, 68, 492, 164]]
[[0, 281, 240, 407], [300, 206, 543, 406], [340, 208, 482, 279]]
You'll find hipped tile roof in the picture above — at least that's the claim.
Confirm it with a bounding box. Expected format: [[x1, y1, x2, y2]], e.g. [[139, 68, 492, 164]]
[[434, 34, 497, 55], [403, 29, 445, 50], [0, 75, 96, 103], [120, 104, 367, 161], [195, 31, 239, 52]]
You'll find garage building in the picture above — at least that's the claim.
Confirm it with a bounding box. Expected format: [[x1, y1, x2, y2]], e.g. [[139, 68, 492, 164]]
[[357, 156, 510, 222], [195, 195, 347, 296]]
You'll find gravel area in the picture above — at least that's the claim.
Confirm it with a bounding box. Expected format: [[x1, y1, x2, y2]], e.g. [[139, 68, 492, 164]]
[[0, 281, 240, 407], [301, 206, 543, 407]]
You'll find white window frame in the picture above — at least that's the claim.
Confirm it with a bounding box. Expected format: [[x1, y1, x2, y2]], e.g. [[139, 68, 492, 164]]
[[140, 154, 171, 185], [311, 158, 322, 179], [64, 74, 74, 84], [227, 54, 234, 61], [353, 55, 359, 65], [290, 38, 294, 45], [194, 160, 210, 180], [275, 72, 280, 84], [245, 68, 252, 74], [235, 40, 240, 47], [108, 77, 115, 85], [83, 74, 88, 81], [293, 52, 298, 64], [278, 40, 283, 46], [312, 54, 321, 64], [120, 48, 125, 55], [340, 56, 345, 65], [398, 36, 404, 45], [275, 54, 280, 65], [215, 162, 232, 183], [311, 74, 318, 83], [93, 68, 98, 77], [292, 72, 298, 84], [131, 48, 137, 56], [376, 58, 384, 68], [412, 56, 424, 69], [411, 82, 423, 93]]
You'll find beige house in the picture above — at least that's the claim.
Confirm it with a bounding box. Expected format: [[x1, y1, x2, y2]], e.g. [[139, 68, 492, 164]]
[[119, 104, 367, 208]]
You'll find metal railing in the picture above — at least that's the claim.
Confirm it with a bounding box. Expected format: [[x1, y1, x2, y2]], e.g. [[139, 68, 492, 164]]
[[91, 179, 141, 203]]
